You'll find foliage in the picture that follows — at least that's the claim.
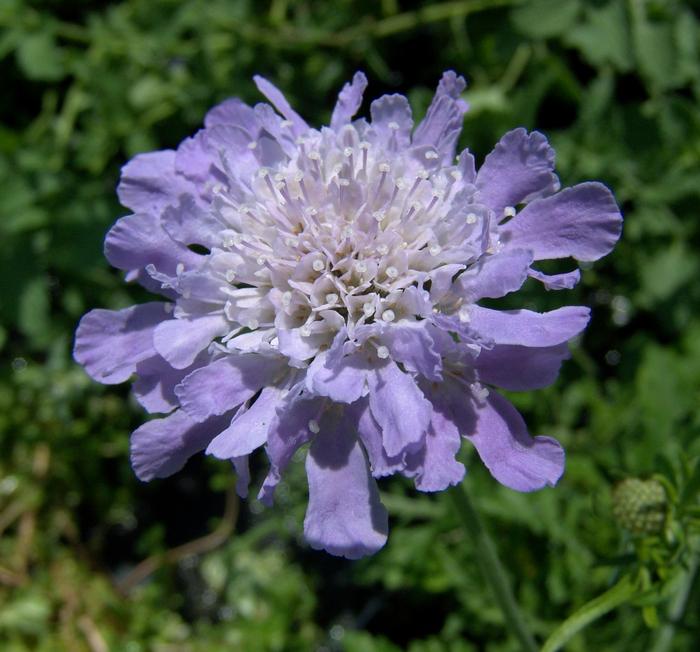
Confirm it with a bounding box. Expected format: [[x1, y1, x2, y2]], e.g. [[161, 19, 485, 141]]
[[1, 0, 699, 649]]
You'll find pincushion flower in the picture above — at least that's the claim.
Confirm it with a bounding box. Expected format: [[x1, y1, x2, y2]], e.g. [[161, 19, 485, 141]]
[[74, 71, 622, 558]]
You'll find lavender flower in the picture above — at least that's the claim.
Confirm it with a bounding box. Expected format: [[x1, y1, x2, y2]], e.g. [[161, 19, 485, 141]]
[[74, 72, 622, 558]]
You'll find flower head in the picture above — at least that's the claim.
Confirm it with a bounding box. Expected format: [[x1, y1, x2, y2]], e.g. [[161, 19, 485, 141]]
[[75, 72, 622, 558]]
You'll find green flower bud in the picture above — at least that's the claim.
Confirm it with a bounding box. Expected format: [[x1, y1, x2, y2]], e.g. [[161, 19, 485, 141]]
[[612, 478, 667, 535]]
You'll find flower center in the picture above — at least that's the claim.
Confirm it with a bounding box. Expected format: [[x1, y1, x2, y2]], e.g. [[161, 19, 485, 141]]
[[206, 125, 487, 356]]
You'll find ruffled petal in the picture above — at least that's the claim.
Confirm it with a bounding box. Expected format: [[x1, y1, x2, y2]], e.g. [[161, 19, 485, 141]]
[[258, 391, 324, 505], [132, 354, 196, 414], [454, 249, 533, 302], [231, 456, 251, 498], [467, 392, 565, 491], [367, 360, 431, 457], [175, 354, 283, 421], [528, 268, 581, 290], [204, 97, 259, 131], [330, 72, 368, 130], [131, 410, 231, 481], [153, 314, 228, 369], [501, 182, 623, 262], [161, 194, 224, 250], [306, 350, 371, 403], [207, 385, 285, 458], [369, 94, 413, 149], [74, 303, 167, 384], [475, 343, 570, 391], [408, 389, 465, 492], [117, 150, 193, 214], [104, 212, 201, 293], [476, 128, 559, 216], [253, 76, 308, 135], [469, 306, 590, 347], [413, 71, 468, 162], [380, 322, 442, 381], [304, 416, 388, 559], [349, 400, 403, 478]]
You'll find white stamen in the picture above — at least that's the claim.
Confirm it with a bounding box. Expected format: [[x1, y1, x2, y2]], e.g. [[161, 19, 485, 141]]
[[470, 382, 489, 401], [459, 307, 471, 323], [247, 319, 259, 330], [377, 345, 390, 359], [363, 302, 375, 316], [504, 205, 516, 218], [466, 212, 478, 224], [373, 211, 386, 222], [325, 293, 339, 305], [312, 259, 325, 272], [300, 325, 312, 337], [424, 150, 439, 160], [282, 291, 293, 306], [225, 270, 236, 282], [176, 263, 185, 276], [247, 141, 257, 150], [429, 244, 442, 256], [308, 419, 320, 434], [376, 244, 389, 255], [386, 266, 398, 279], [388, 121, 400, 130], [378, 162, 391, 173], [381, 309, 395, 322], [355, 260, 367, 273]]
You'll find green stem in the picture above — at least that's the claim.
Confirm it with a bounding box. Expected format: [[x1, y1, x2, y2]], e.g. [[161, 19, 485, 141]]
[[450, 483, 539, 652], [649, 554, 699, 652], [541, 576, 638, 652]]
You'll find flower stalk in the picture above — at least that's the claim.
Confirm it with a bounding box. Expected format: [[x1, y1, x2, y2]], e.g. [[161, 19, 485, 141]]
[[450, 482, 539, 652]]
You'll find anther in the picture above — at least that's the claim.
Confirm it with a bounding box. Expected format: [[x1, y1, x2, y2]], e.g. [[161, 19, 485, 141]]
[[388, 121, 400, 130], [458, 306, 471, 323], [247, 141, 257, 150], [225, 270, 236, 282], [504, 206, 516, 218], [377, 345, 390, 359], [381, 309, 396, 322], [385, 266, 398, 279], [312, 259, 325, 272], [466, 213, 477, 224], [308, 419, 320, 433], [355, 260, 367, 273], [325, 293, 339, 305], [429, 245, 442, 256], [282, 291, 293, 306], [363, 302, 375, 316], [424, 150, 439, 160]]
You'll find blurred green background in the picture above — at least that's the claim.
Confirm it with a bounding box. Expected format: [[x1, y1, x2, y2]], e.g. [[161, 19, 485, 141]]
[[1, 0, 699, 650]]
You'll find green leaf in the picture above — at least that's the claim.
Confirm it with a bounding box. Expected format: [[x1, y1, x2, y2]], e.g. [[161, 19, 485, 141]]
[[637, 242, 699, 306], [541, 577, 638, 652], [15, 31, 65, 82], [511, 0, 581, 39], [565, 0, 633, 71]]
